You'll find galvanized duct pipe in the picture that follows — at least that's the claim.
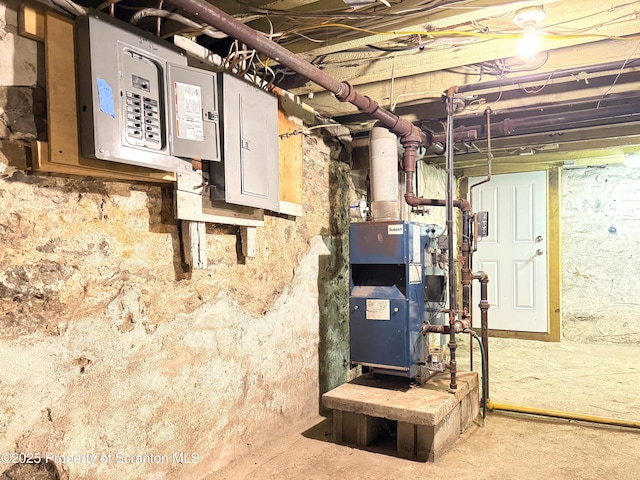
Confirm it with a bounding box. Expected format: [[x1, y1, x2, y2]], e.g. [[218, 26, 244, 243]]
[[369, 125, 399, 221]]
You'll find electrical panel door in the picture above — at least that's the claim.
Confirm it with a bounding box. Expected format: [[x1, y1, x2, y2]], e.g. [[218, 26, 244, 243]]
[[167, 64, 220, 162], [119, 47, 164, 151], [210, 73, 280, 211]]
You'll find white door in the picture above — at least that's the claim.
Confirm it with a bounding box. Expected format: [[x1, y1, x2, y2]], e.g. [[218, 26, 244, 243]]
[[469, 171, 548, 333]]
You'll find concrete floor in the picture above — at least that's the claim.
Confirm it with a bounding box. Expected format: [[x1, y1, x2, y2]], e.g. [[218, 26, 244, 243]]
[[207, 413, 640, 480], [458, 337, 640, 420], [207, 339, 640, 479]]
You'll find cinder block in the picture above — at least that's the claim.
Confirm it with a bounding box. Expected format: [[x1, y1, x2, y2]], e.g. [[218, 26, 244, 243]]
[[334, 410, 385, 447], [397, 421, 416, 458], [418, 404, 461, 461], [460, 385, 480, 432], [358, 414, 385, 446]]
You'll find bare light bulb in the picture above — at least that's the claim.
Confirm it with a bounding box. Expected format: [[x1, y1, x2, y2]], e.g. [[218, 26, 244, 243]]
[[513, 6, 546, 62], [517, 23, 539, 60]]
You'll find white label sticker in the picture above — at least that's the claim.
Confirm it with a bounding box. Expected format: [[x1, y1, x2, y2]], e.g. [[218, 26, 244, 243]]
[[366, 299, 390, 320], [388, 224, 404, 236], [175, 82, 204, 141], [412, 224, 420, 263], [409, 264, 422, 284]]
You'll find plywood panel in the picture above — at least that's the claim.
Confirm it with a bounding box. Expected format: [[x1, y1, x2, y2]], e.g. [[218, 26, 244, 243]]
[[277, 107, 303, 207]]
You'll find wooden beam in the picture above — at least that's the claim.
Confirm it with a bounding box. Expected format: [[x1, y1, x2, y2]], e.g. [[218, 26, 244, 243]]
[[240, 226, 257, 258], [181, 220, 207, 270], [303, 36, 640, 117]]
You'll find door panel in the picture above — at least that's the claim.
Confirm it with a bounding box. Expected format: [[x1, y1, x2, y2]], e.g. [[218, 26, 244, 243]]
[[471, 171, 548, 333]]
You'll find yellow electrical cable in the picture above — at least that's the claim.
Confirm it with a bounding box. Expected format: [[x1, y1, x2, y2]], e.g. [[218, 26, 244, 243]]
[[487, 399, 640, 429]]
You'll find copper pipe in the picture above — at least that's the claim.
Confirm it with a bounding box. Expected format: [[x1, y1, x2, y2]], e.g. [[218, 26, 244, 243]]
[[468, 108, 493, 211]]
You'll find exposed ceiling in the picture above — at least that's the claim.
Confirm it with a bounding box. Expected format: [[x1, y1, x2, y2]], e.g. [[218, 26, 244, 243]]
[[75, 0, 640, 172]]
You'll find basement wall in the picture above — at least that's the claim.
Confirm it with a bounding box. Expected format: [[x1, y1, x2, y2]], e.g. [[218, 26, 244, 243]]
[[562, 165, 640, 343], [0, 2, 352, 478]]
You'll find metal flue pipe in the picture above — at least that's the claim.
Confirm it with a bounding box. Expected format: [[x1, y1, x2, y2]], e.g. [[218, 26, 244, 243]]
[[169, 0, 428, 148]]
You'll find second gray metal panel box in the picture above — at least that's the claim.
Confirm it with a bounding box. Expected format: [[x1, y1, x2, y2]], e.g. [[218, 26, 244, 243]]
[[210, 74, 280, 212]]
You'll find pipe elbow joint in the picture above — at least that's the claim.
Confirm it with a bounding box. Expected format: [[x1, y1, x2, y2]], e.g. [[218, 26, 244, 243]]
[[404, 193, 421, 207], [454, 199, 472, 213], [474, 270, 489, 283]]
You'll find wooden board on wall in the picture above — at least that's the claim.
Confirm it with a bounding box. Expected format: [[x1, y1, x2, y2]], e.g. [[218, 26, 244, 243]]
[[276, 92, 304, 217]]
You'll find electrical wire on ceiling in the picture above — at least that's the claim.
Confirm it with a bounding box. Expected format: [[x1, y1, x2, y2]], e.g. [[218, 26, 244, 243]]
[[234, 0, 471, 20], [95, 0, 121, 11], [446, 53, 550, 79], [279, 123, 348, 138], [129, 8, 229, 40], [596, 39, 640, 109], [156, 0, 164, 36], [49, 0, 88, 16]]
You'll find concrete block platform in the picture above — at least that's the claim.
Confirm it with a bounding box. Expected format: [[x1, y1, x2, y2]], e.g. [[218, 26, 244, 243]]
[[322, 371, 479, 462]]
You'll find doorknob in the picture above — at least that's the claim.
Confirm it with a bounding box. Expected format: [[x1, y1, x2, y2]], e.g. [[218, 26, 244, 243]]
[[535, 235, 544, 243], [536, 249, 544, 256]]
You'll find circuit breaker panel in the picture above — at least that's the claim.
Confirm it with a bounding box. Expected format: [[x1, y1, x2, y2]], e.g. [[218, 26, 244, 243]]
[[76, 10, 280, 213], [76, 11, 220, 173]]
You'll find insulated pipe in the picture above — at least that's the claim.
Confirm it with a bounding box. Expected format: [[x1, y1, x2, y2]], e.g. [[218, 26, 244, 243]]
[[486, 400, 640, 429], [170, 0, 428, 148], [369, 125, 399, 221]]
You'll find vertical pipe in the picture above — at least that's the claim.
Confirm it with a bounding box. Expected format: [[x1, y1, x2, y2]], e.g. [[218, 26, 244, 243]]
[[479, 277, 490, 398], [445, 92, 457, 391], [461, 211, 472, 373], [461, 211, 472, 322]]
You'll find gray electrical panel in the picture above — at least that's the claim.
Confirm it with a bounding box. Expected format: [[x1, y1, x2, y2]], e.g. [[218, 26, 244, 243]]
[[76, 11, 220, 173], [209, 73, 280, 212]]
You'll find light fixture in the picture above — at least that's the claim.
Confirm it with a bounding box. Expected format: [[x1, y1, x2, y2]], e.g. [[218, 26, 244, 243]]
[[513, 6, 546, 61]]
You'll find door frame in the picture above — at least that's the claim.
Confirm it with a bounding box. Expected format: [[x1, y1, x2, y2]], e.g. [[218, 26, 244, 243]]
[[462, 167, 561, 342]]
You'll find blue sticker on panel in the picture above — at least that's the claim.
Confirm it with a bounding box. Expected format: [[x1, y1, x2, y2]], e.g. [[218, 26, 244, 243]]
[[97, 78, 116, 118]]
